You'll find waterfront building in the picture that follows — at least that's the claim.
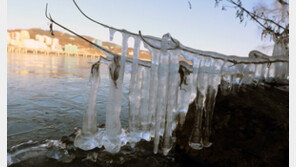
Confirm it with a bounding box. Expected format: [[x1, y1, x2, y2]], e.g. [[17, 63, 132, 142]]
[[51, 38, 61, 50], [20, 30, 30, 41], [64, 44, 78, 53], [14, 32, 20, 41], [44, 36, 52, 45], [35, 34, 45, 43], [22, 39, 48, 49], [8, 32, 20, 46]]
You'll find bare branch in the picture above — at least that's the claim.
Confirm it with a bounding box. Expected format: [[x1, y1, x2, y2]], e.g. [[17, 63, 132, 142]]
[[227, 0, 286, 33], [45, 3, 119, 58], [73, 0, 139, 37], [215, 0, 289, 42], [46, 3, 288, 66]]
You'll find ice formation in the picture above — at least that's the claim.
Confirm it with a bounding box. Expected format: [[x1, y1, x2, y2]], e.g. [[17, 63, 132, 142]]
[[71, 27, 289, 155], [8, 140, 75, 166], [72, 28, 288, 155], [74, 61, 102, 150]]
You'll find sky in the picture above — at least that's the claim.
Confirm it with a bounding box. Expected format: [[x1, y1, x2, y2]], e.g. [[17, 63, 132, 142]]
[[8, 0, 274, 57]]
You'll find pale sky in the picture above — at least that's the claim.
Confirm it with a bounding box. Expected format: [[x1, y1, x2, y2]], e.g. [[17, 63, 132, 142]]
[[8, 0, 274, 57]]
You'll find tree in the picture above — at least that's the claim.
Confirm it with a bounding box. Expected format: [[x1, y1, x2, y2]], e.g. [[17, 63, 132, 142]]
[[214, 0, 289, 57]]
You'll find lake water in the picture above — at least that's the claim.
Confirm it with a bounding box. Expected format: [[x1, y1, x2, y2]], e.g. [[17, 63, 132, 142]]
[[7, 53, 131, 147]]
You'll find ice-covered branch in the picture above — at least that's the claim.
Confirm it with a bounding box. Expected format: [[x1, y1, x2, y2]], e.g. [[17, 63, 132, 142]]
[[71, 0, 288, 65]]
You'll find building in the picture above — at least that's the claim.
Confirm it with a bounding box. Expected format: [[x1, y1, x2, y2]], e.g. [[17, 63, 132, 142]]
[[22, 39, 47, 49], [8, 31, 20, 46], [13, 32, 20, 41], [8, 30, 31, 47], [35, 34, 61, 50], [35, 34, 45, 43], [20, 30, 30, 41], [51, 38, 61, 50], [64, 44, 78, 53], [44, 36, 52, 45]]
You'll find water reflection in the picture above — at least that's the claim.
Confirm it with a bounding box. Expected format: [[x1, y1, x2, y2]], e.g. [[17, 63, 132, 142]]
[[8, 53, 130, 147]]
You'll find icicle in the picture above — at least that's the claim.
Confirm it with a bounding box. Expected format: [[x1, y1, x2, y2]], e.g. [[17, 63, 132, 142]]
[[189, 57, 209, 150], [139, 66, 151, 141], [128, 66, 143, 146], [254, 64, 261, 83], [239, 64, 253, 85], [202, 85, 217, 147], [202, 60, 224, 147], [176, 63, 193, 127], [128, 37, 142, 147], [225, 63, 241, 93], [83, 62, 100, 134], [74, 61, 102, 150], [272, 40, 288, 80], [284, 62, 289, 80], [274, 62, 288, 80], [163, 50, 180, 155], [109, 29, 116, 41], [276, 62, 283, 79], [260, 63, 267, 81], [153, 34, 171, 154], [247, 64, 256, 83], [176, 55, 202, 127], [104, 33, 129, 153], [268, 63, 275, 79], [147, 50, 160, 138], [191, 57, 202, 102]]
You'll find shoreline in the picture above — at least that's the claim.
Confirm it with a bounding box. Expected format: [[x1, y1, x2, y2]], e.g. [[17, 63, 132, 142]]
[[7, 46, 152, 62], [7, 45, 101, 59]]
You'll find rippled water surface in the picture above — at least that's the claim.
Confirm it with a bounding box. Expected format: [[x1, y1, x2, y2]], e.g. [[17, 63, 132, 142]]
[[8, 53, 131, 147]]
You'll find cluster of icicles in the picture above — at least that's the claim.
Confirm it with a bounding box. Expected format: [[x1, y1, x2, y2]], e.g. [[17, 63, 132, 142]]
[[74, 29, 288, 155]]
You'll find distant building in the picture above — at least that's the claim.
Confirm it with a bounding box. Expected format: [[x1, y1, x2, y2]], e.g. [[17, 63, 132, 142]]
[[52, 38, 59, 45], [20, 30, 30, 41], [35, 34, 61, 50], [51, 38, 60, 50], [64, 44, 78, 53], [22, 39, 47, 49], [44, 36, 52, 45], [8, 31, 20, 46], [7, 30, 31, 47], [14, 32, 20, 41], [35, 34, 45, 43]]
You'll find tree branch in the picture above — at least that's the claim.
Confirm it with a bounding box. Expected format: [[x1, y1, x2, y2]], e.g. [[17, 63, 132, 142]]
[[46, 3, 288, 66], [228, 0, 286, 31]]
